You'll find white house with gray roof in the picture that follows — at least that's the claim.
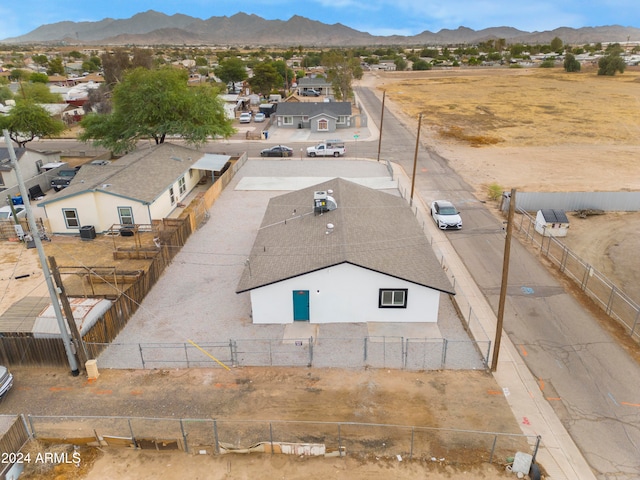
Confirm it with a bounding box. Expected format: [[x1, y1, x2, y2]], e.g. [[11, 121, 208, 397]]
[[37, 143, 230, 234], [236, 178, 454, 325], [274, 102, 352, 132]]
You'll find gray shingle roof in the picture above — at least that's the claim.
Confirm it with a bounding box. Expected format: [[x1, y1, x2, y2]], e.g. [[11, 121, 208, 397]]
[[275, 102, 352, 117], [236, 178, 455, 295], [38, 143, 205, 205]]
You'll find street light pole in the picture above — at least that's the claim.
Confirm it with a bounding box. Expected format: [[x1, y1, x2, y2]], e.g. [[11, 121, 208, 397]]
[[491, 188, 516, 372], [376, 90, 386, 163], [3, 129, 80, 376], [409, 113, 422, 207]]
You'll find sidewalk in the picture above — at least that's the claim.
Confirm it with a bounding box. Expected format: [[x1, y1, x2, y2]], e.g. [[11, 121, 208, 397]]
[[392, 163, 597, 480]]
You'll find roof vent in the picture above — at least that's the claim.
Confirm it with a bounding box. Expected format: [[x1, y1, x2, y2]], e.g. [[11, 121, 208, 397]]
[[314, 191, 337, 215]]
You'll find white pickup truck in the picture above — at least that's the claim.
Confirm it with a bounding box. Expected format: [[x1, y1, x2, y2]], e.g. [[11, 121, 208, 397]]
[[306, 140, 346, 157]]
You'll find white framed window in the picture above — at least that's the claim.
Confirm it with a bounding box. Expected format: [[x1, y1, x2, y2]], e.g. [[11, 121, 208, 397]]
[[337, 116, 347, 124], [0, 172, 4, 186], [169, 187, 175, 205], [317, 119, 329, 131], [283, 116, 293, 125], [118, 206, 134, 225], [62, 208, 79, 228], [178, 176, 186, 195], [379, 289, 408, 308]]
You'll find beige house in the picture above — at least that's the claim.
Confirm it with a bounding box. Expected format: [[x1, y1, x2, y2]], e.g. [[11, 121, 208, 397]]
[[37, 143, 229, 234]]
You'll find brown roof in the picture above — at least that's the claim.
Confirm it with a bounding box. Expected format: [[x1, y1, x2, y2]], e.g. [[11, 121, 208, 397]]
[[236, 178, 454, 294]]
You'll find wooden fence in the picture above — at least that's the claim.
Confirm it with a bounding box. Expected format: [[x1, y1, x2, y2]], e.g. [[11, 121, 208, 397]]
[[0, 154, 246, 367], [0, 415, 30, 478]]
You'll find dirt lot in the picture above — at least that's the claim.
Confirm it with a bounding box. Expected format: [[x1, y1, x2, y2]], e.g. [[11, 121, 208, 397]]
[[9, 367, 526, 480]]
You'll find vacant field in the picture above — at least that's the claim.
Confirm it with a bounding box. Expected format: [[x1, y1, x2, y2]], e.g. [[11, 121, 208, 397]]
[[365, 66, 640, 302]]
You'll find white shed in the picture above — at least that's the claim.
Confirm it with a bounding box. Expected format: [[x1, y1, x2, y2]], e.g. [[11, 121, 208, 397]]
[[535, 209, 570, 237]]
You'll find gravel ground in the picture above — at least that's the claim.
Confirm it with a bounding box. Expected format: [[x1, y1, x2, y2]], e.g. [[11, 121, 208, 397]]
[[98, 159, 484, 370]]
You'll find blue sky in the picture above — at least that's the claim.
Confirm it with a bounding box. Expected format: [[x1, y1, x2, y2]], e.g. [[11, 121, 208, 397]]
[[2, 0, 639, 40]]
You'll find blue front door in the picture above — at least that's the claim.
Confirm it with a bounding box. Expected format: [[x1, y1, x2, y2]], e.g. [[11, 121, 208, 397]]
[[292, 290, 310, 321]]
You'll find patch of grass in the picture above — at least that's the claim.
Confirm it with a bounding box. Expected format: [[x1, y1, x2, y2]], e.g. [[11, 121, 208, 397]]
[[438, 126, 501, 147], [487, 183, 503, 201]]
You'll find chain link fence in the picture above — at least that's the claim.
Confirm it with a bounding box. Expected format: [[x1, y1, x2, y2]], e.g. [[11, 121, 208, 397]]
[[87, 334, 488, 370], [26, 414, 539, 465], [514, 209, 640, 342]]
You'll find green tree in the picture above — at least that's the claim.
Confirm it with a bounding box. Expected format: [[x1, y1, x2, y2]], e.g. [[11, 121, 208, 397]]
[[598, 54, 626, 76], [31, 54, 49, 68], [323, 50, 363, 101], [563, 53, 581, 72], [539, 59, 556, 68], [195, 56, 208, 67], [0, 85, 13, 104], [29, 72, 49, 83], [17, 82, 62, 103], [214, 57, 247, 92], [0, 101, 65, 147], [79, 67, 234, 154], [10, 69, 30, 81], [394, 57, 408, 71], [47, 57, 65, 75], [68, 50, 84, 59], [247, 63, 282, 97], [412, 59, 432, 70], [550, 36, 563, 52]]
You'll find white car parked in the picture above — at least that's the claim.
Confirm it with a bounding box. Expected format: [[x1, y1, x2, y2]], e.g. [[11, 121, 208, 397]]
[[239, 112, 252, 123], [431, 200, 462, 230], [0, 205, 26, 220]]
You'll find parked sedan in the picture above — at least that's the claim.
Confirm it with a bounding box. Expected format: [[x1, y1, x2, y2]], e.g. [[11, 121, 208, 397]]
[[239, 112, 252, 123], [431, 200, 462, 230], [254, 112, 266, 123], [260, 145, 294, 157], [0, 205, 26, 220]]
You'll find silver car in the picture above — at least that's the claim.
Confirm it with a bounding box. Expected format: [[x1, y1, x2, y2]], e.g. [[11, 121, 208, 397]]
[[0, 366, 13, 398], [431, 200, 462, 230]]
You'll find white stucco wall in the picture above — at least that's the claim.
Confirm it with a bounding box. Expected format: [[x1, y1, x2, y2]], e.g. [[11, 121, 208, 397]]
[[248, 263, 443, 324], [149, 169, 201, 220]]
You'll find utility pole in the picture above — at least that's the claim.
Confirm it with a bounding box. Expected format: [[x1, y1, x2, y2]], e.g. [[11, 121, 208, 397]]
[[409, 113, 422, 207], [49, 256, 89, 367], [3, 129, 80, 376], [376, 90, 385, 163], [491, 188, 516, 372]]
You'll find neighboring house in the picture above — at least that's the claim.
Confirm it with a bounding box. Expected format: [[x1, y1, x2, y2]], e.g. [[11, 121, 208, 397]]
[[297, 76, 333, 96], [535, 209, 570, 237], [274, 102, 352, 132], [37, 143, 231, 234], [236, 178, 455, 325], [0, 147, 61, 192]]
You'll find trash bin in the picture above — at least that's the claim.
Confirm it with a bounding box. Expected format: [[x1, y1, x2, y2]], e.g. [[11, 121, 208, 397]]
[[298, 123, 302, 129], [265, 131, 269, 139], [79, 225, 96, 240], [12, 195, 23, 205]]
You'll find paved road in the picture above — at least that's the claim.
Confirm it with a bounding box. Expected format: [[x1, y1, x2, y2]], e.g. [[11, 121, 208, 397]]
[[353, 85, 640, 480]]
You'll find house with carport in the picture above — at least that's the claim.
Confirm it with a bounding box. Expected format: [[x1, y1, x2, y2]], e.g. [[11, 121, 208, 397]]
[[37, 143, 230, 234], [236, 178, 455, 325], [0, 147, 61, 191]]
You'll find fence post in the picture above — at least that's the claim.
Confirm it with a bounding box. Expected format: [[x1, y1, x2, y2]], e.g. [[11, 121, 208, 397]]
[[26, 414, 35, 438], [531, 435, 541, 463], [128, 419, 137, 448], [139, 344, 145, 369], [489, 435, 497, 463], [269, 422, 274, 456], [180, 419, 189, 453], [184, 343, 190, 368], [229, 340, 236, 367], [213, 419, 220, 455], [338, 423, 343, 457], [308, 336, 313, 367], [364, 337, 368, 362], [606, 286, 616, 315], [410, 426, 414, 460], [441, 338, 448, 368], [403, 339, 409, 369]]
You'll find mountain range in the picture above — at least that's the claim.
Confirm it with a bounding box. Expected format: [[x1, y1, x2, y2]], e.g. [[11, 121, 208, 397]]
[[3, 10, 640, 47]]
